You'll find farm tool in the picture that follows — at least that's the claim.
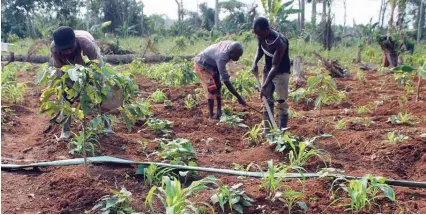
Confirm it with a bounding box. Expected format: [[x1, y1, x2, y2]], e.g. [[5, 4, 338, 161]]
[[254, 74, 277, 129]]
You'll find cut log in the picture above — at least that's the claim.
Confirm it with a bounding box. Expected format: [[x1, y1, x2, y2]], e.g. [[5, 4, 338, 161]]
[[1, 53, 195, 65], [293, 56, 307, 88], [312, 51, 347, 77], [359, 61, 377, 72]]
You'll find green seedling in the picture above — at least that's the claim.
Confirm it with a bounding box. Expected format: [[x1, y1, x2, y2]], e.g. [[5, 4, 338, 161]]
[[184, 94, 198, 109], [279, 189, 308, 214], [334, 119, 347, 130], [356, 105, 372, 115], [385, 131, 409, 143], [145, 176, 217, 214], [218, 112, 248, 128], [150, 89, 168, 104], [331, 174, 395, 212], [158, 138, 197, 164], [288, 141, 329, 167], [136, 164, 177, 187], [144, 118, 173, 136], [211, 183, 255, 214], [244, 123, 263, 146], [164, 99, 173, 108], [387, 112, 415, 125], [92, 187, 135, 214]]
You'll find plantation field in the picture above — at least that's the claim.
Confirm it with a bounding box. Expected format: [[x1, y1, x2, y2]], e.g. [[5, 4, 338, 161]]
[[1, 56, 426, 214]]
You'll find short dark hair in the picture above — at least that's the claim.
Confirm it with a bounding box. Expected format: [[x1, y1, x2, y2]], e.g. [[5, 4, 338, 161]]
[[253, 17, 269, 30]]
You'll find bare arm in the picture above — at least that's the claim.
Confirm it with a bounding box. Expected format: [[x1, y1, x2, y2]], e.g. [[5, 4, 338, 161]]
[[251, 40, 264, 75]]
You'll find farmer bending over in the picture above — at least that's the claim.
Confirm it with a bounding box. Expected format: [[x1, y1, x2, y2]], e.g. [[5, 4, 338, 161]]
[[194, 41, 246, 120], [251, 17, 291, 132], [50, 26, 113, 141]]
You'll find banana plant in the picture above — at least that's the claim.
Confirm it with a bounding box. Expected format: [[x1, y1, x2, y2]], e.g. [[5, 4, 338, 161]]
[[260, 0, 301, 28]]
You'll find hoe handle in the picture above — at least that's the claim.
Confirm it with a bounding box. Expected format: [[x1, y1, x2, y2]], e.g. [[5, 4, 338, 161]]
[[255, 75, 277, 129]]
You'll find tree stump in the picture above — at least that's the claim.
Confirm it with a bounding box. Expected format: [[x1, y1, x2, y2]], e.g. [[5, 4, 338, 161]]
[[293, 56, 306, 88], [377, 35, 399, 67]]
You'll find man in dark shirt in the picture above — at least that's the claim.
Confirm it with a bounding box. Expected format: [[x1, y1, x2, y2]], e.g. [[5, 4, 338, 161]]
[[251, 17, 291, 132]]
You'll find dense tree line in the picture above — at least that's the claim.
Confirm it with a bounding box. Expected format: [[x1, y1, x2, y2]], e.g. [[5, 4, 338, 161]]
[[1, 0, 425, 46]]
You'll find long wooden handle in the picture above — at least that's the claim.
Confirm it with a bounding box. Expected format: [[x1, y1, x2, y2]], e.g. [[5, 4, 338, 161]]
[[255, 75, 277, 129]]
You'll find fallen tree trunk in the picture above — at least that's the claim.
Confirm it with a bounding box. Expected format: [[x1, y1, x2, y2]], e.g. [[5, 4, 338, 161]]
[[2, 53, 195, 65], [359, 61, 377, 72], [293, 56, 307, 88], [312, 51, 347, 77]]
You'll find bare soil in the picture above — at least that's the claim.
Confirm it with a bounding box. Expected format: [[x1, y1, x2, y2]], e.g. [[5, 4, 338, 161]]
[[1, 63, 426, 214]]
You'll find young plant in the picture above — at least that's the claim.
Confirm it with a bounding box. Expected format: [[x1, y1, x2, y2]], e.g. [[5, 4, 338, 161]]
[[356, 105, 372, 115], [279, 189, 308, 214], [305, 73, 346, 133], [334, 119, 347, 130], [150, 89, 168, 104], [164, 99, 173, 108], [184, 94, 198, 109], [266, 129, 302, 153], [158, 138, 197, 164], [385, 131, 409, 143], [387, 112, 415, 125], [129, 58, 146, 74], [356, 70, 366, 83], [144, 118, 173, 136], [369, 101, 383, 113], [261, 160, 283, 200], [288, 141, 329, 167], [38, 60, 137, 173], [398, 95, 408, 107], [362, 117, 375, 127], [218, 112, 248, 128], [1, 63, 27, 104], [136, 164, 177, 186], [68, 130, 100, 156], [145, 176, 217, 214], [120, 101, 153, 132], [244, 123, 264, 146], [332, 174, 395, 212], [92, 187, 135, 214], [211, 183, 255, 214]]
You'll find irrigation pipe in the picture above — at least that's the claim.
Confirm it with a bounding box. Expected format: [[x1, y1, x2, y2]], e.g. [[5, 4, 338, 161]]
[[2, 156, 426, 189]]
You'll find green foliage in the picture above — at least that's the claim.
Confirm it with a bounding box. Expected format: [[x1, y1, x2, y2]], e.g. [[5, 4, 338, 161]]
[[260, 160, 305, 201], [244, 123, 264, 146], [1, 63, 27, 104], [145, 176, 218, 214], [145, 118, 173, 136], [306, 73, 346, 110], [356, 105, 372, 115], [159, 138, 197, 164], [222, 70, 256, 101], [332, 174, 395, 212], [335, 119, 347, 130], [288, 141, 329, 167], [266, 129, 302, 153], [119, 101, 153, 132], [129, 58, 147, 74], [279, 189, 308, 214], [68, 130, 100, 156], [6, 34, 19, 43], [150, 89, 168, 104], [385, 131, 409, 143], [387, 112, 415, 125], [136, 164, 177, 187], [218, 112, 248, 128], [184, 94, 198, 109], [211, 183, 255, 214], [92, 187, 135, 214], [145, 59, 199, 86]]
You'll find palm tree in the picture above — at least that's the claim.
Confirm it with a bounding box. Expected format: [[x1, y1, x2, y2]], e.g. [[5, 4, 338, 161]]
[[307, 0, 317, 41], [215, 0, 219, 30], [418, 0, 425, 41]]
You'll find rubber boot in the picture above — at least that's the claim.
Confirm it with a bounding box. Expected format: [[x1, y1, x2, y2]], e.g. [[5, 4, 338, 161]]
[[279, 114, 289, 131], [208, 99, 215, 120], [58, 116, 71, 141], [103, 117, 114, 134], [263, 103, 274, 134], [216, 97, 222, 120]]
